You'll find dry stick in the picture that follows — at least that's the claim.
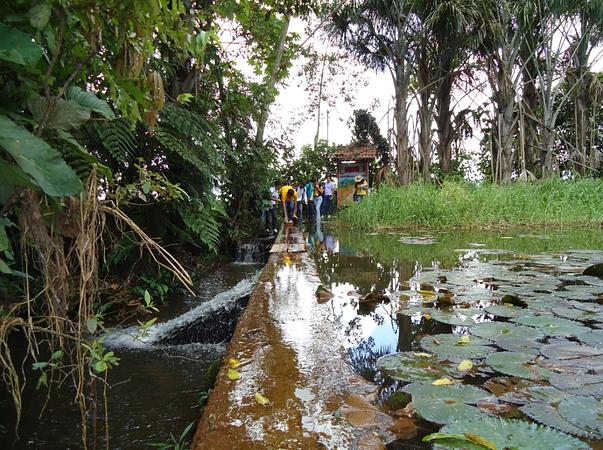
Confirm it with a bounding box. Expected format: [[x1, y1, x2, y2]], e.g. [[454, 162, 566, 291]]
[[101, 205, 194, 294]]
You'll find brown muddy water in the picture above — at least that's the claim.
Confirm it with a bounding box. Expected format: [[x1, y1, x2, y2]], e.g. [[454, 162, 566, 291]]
[[0, 263, 260, 449], [306, 223, 603, 448]]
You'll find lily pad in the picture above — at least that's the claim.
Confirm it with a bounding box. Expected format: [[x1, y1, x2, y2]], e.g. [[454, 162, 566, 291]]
[[552, 306, 603, 323], [559, 396, 603, 438], [540, 342, 603, 360], [469, 322, 544, 341], [520, 402, 591, 438], [484, 304, 530, 318], [500, 385, 567, 405], [403, 382, 490, 425], [429, 308, 485, 326], [376, 352, 459, 383], [494, 336, 540, 355], [549, 373, 603, 397], [583, 263, 603, 279], [511, 315, 590, 337], [428, 416, 589, 450], [486, 352, 551, 380], [420, 334, 495, 360], [399, 236, 436, 245], [576, 329, 603, 348]]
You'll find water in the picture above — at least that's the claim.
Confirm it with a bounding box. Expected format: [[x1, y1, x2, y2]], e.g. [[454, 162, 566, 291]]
[[0, 263, 260, 449], [307, 225, 603, 446]]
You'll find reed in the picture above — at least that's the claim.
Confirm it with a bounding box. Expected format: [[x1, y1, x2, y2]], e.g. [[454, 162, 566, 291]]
[[337, 178, 603, 230]]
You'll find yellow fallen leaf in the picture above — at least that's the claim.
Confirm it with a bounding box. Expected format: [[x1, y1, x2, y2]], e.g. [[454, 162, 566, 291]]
[[417, 289, 435, 296], [412, 352, 434, 358], [503, 303, 514, 307], [227, 368, 241, 380], [457, 336, 471, 345], [465, 432, 497, 450], [424, 313, 432, 320], [229, 358, 241, 369], [458, 359, 473, 371], [432, 377, 456, 385], [255, 392, 269, 405]]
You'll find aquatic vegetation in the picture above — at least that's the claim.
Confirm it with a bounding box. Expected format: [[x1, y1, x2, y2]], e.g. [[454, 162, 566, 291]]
[[425, 416, 589, 450], [337, 179, 603, 231], [403, 382, 491, 424]]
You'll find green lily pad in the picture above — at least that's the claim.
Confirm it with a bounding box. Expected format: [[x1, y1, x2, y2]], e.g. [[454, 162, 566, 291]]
[[494, 336, 540, 355], [500, 385, 567, 405], [576, 329, 603, 348], [540, 342, 603, 360], [553, 306, 603, 323], [559, 396, 603, 438], [403, 382, 490, 425], [486, 352, 551, 380], [549, 373, 603, 397], [469, 322, 544, 341], [429, 308, 484, 326], [376, 352, 459, 382], [485, 304, 530, 318], [584, 263, 603, 278], [520, 402, 591, 438], [420, 334, 495, 360], [511, 315, 590, 337], [428, 416, 589, 450]]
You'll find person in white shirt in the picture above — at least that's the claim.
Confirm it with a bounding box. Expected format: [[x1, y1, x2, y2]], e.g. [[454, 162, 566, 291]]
[[296, 182, 307, 225], [322, 176, 334, 216]]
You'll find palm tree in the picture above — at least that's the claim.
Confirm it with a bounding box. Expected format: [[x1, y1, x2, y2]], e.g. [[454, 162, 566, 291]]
[[328, 0, 416, 184]]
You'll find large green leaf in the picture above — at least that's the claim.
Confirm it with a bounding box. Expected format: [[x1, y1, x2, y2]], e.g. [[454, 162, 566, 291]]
[[29, 96, 91, 130], [553, 306, 603, 323], [486, 351, 551, 380], [485, 304, 531, 318], [559, 396, 603, 438], [511, 315, 590, 337], [469, 322, 544, 341], [549, 373, 603, 397], [0, 23, 43, 65], [0, 116, 82, 196], [403, 382, 490, 425], [428, 416, 589, 450], [420, 334, 495, 360], [520, 402, 589, 437], [376, 352, 460, 382], [65, 87, 115, 119]]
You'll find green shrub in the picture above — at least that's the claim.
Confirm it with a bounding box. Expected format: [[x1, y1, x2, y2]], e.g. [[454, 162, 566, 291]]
[[337, 178, 603, 230]]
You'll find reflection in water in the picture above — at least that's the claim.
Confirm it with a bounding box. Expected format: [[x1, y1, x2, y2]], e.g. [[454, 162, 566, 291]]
[[307, 226, 603, 398]]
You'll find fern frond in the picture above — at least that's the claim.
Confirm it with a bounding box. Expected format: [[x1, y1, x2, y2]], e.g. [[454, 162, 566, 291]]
[[94, 118, 137, 164], [179, 198, 222, 253], [65, 86, 115, 119]]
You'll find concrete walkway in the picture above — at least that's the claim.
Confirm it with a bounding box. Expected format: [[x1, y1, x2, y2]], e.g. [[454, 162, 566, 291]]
[[192, 226, 392, 449]]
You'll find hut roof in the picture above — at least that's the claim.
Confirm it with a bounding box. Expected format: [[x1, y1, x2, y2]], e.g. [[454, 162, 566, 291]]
[[334, 143, 377, 161]]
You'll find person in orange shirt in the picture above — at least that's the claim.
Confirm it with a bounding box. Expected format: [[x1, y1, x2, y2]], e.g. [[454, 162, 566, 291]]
[[278, 184, 298, 224]]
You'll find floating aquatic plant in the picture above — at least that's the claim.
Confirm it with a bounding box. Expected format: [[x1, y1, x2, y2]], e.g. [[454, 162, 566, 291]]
[[403, 382, 491, 425], [426, 416, 589, 450]]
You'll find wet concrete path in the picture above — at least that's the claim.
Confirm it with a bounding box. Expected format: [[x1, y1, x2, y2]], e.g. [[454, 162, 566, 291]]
[[192, 225, 390, 449]]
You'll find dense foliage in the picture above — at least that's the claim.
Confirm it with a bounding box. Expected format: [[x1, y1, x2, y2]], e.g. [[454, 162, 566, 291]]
[[337, 178, 603, 230], [0, 0, 318, 446], [327, 0, 603, 183]]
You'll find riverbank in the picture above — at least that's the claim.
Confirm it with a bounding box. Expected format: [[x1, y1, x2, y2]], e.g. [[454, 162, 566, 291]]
[[337, 178, 603, 231]]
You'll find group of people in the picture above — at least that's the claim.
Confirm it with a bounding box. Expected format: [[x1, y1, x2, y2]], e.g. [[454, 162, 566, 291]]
[[262, 177, 336, 231]]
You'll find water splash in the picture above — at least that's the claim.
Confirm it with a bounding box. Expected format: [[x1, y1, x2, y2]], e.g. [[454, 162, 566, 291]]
[[104, 274, 259, 350]]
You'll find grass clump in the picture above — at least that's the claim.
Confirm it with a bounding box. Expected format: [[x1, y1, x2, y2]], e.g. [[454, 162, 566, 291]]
[[337, 178, 603, 230]]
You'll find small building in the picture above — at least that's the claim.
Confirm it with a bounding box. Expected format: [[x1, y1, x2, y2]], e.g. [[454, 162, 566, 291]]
[[334, 143, 377, 207]]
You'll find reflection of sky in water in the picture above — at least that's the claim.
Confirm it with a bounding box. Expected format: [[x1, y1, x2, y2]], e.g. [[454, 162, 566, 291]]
[[308, 225, 603, 374]]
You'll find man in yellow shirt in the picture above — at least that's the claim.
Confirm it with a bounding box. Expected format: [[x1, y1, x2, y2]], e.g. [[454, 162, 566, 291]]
[[279, 184, 298, 224]]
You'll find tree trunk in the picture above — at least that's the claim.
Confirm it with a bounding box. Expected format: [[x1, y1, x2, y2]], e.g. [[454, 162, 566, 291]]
[[314, 52, 328, 150], [254, 16, 290, 147], [393, 63, 411, 185], [417, 53, 433, 181], [435, 62, 453, 174], [520, 56, 540, 173]]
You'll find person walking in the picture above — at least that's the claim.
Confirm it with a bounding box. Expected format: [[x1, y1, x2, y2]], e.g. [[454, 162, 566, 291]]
[[266, 181, 279, 233], [313, 180, 323, 222], [304, 179, 314, 223], [278, 183, 298, 224], [323, 176, 334, 216]]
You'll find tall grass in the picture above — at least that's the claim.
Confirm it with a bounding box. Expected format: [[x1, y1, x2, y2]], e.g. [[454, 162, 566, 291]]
[[337, 178, 603, 230]]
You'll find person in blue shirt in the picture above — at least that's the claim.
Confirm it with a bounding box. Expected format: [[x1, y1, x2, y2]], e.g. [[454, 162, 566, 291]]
[[304, 179, 314, 223]]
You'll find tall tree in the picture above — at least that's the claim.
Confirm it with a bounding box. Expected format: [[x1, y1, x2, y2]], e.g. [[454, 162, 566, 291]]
[[329, 0, 416, 184]]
